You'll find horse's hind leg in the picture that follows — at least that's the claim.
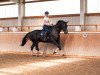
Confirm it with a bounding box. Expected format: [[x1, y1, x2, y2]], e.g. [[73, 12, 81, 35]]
[[43, 45, 48, 57], [53, 48, 59, 54], [31, 43, 35, 56], [35, 43, 40, 57]]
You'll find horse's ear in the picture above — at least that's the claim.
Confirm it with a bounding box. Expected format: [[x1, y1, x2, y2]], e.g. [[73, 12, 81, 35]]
[[59, 20, 61, 21], [58, 20, 61, 22]]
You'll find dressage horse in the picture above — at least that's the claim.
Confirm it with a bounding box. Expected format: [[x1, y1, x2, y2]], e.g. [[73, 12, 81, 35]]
[[21, 20, 68, 56]]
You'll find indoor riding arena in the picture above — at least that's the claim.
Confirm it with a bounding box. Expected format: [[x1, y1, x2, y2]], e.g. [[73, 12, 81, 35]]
[[0, 0, 100, 75]]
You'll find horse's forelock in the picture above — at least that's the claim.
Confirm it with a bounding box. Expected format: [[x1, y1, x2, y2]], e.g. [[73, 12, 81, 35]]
[[57, 20, 61, 23], [56, 20, 68, 27], [57, 20, 63, 24]]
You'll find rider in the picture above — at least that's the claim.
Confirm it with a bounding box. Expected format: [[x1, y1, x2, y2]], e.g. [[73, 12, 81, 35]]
[[41, 11, 52, 40]]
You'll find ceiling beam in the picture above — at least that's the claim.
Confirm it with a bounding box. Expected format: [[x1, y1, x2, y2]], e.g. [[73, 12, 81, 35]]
[[10, 0, 20, 3], [25, 0, 57, 3], [0, 0, 9, 2], [0, 0, 56, 3]]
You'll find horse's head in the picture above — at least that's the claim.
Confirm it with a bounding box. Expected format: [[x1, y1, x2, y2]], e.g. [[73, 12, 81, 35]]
[[56, 20, 68, 34]]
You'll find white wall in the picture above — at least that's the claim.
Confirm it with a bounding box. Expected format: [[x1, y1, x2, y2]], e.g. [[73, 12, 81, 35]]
[[23, 16, 80, 26], [86, 16, 100, 24], [0, 19, 18, 26], [0, 15, 100, 31]]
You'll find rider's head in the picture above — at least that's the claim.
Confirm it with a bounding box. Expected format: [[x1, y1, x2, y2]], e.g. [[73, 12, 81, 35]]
[[44, 11, 49, 16]]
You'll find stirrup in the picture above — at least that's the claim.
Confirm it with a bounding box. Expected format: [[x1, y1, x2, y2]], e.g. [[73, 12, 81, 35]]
[[41, 33, 43, 36]]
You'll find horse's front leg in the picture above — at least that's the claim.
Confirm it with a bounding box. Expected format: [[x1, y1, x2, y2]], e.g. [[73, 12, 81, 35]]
[[53, 44, 61, 54], [51, 40, 61, 54], [53, 40, 64, 56], [56, 40, 66, 56]]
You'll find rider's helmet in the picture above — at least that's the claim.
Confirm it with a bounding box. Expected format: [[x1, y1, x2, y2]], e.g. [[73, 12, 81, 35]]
[[44, 11, 49, 15]]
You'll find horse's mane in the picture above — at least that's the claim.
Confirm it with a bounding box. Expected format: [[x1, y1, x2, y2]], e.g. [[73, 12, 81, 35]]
[[50, 20, 66, 29], [55, 20, 65, 25]]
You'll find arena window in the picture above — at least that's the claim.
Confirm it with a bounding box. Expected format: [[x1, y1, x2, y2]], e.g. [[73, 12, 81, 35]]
[[87, 0, 100, 13], [0, 4, 18, 18], [25, 0, 80, 16]]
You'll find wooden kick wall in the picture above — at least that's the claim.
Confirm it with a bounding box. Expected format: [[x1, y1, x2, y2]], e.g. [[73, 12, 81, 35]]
[[0, 32, 100, 56]]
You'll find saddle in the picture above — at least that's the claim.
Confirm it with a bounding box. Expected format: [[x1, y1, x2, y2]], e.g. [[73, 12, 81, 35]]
[[41, 31, 48, 40], [41, 25, 53, 41]]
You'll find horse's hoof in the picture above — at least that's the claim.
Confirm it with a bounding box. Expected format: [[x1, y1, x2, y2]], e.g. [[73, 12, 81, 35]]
[[36, 55, 39, 57], [64, 56, 67, 58], [53, 51, 57, 54], [43, 55, 47, 57], [62, 54, 66, 57], [62, 54, 66, 56], [31, 55, 35, 57]]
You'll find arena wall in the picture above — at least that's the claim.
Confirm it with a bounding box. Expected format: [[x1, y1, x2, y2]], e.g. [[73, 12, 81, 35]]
[[0, 32, 100, 57]]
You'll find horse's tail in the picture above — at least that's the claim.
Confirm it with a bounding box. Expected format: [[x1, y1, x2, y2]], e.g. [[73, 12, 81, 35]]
[[21, 32, 30, 46]]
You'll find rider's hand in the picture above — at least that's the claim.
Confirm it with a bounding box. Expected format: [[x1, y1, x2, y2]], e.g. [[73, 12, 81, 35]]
[[51, 24, 53, 26]]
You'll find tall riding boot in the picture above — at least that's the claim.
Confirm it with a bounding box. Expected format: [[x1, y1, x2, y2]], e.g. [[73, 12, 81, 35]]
[[43, 32, 47, 41]]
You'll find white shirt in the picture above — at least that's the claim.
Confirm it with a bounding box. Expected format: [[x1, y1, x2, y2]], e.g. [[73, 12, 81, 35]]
[[43, 16, 50, 25]]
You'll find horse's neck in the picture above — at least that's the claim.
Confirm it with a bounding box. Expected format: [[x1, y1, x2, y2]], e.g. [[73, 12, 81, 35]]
[[54, 25, 61, 33], [50, 25, 61, 38]]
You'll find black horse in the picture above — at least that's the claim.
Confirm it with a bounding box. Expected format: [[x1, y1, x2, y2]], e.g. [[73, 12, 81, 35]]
[[21, 20, 68, 56]]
